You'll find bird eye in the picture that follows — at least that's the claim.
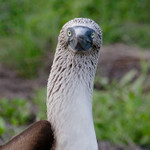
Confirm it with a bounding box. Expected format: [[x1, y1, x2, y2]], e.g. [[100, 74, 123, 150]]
[[67, 30, 72, 37], [91, 32, 95, 38]]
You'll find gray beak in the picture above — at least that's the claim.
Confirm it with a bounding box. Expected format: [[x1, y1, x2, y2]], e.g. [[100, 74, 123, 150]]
[[68, 26, 94, 52]]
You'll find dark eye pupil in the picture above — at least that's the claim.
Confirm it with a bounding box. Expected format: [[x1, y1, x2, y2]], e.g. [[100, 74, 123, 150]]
[[68, 30, 71, 36]]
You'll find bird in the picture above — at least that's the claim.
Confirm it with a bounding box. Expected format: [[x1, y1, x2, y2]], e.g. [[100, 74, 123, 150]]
[[0, 18, 102, 150]]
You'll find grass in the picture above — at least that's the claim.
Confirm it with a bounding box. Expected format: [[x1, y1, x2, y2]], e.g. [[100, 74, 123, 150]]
[[94, 89, 150, 147], [33, 88, 47, 120], [1, 71, 149, 148], [0, 98, 31, 141], [93, 67, 150, 147], [0, 0, 150, 77], [0, 98, 31, 126], [94, 77, 150, 147]]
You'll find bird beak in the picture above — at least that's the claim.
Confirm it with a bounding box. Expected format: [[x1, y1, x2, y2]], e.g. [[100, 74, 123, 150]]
[[68, 26, 94, 52]]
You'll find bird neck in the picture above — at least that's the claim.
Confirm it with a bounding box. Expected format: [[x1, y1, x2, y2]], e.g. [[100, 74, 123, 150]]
[[47, 46, 99, 150]]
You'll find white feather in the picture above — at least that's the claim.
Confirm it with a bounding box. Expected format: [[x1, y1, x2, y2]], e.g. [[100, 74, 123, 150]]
[[47, 18, 102, 150]]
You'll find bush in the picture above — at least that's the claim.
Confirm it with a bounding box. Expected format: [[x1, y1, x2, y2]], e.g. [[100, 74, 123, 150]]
[[0, 98, 31, 127], [94, 71, 150, 148]]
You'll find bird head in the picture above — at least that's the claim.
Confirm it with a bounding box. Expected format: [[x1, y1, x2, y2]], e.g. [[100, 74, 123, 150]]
[[58, 18, 102, 53]]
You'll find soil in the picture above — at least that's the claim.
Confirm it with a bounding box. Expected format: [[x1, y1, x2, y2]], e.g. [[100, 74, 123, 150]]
[[0, 64, 48, 100], [0, 43, 150, 150], [97, 43, 150, 81]]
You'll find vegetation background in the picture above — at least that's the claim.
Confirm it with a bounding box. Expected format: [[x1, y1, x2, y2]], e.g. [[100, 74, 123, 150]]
[[0, 0, 150, 149]]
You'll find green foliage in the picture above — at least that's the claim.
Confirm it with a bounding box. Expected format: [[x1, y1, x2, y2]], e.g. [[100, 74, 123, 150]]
[[0, 98, 31, 141], [0, 0, 150, 77], [25, 70, 150, 148], [33, 88, 47, 120], [93, 71, 150, 148], [0, 117, 5, 135], [0, 98, 31, 128], [0, 71, 149, 147], [0, 91, 47, 140]]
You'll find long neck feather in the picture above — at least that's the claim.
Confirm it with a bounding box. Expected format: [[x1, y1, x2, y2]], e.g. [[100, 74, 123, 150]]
[[47, 44, 99, 150]]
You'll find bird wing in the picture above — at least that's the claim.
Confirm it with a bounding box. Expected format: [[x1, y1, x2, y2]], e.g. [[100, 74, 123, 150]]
[[0, 120, 54, 150]]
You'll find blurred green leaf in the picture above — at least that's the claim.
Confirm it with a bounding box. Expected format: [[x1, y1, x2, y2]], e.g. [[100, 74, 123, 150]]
[[0, 117, 5, 135]]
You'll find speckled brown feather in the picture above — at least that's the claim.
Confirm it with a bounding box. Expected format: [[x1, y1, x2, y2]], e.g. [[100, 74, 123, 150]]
[[0, 120, 54, 150]]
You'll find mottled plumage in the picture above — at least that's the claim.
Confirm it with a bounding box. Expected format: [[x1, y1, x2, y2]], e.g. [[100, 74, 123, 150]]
[[47, 18, 102, 150]]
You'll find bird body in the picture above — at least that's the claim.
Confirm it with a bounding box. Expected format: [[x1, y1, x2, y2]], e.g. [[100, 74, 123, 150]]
[[0, 18, 102, 150], [47, 18, 102, 150], [47, 70, 97, 150]]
